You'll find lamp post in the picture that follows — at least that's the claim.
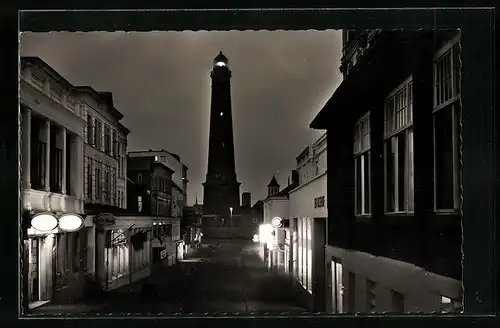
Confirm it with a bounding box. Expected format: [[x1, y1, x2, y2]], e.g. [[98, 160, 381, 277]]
[[229, 207, 233, 240]]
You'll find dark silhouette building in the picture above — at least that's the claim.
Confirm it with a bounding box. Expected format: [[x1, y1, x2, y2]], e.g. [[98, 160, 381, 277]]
[[126, 156, 173, 217], [310, 29, 463, 312], [241, 192, 251, 208], [202, 52, 241, 223]]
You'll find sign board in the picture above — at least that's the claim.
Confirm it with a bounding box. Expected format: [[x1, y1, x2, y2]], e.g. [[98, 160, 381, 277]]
[[93, 213, 116, 227], [314, 196, 326, 208]]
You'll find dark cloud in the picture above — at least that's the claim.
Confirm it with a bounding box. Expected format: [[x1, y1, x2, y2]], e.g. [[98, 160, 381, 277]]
[[20, 30, 342, 205]]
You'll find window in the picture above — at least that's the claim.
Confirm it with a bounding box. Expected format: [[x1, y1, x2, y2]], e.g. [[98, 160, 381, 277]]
[[137, 172, 142, 183], [104, 125, 111, 154], [112, 134, 118, 157], [353, 112, 371, 215], [31, 139, 46, 190], [95, 166, 102, 200], [104, 170, 110, 203], [137, 196, 143, 213], [391, 290, 405, 313], [49, 149, 59, 190], [384, 77, 414, 213], [87, 159, 93, 200], [95, 120, 102, 150], [433, 40, 461, 212], [86, 115, 94, 145]]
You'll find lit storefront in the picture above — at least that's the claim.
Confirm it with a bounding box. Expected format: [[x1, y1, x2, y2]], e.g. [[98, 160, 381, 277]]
[[151, 218, 181, 267], [288, 170, 328, 311], [93, 215, 153, 291], [24, 213, 86, 310]]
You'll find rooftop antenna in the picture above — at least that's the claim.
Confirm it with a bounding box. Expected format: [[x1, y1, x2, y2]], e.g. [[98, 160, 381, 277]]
[[195, 193, 198, 205]]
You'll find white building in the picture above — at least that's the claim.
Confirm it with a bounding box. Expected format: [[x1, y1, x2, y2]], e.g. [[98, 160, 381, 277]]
[[82, 90, 129, 210], [20, 57, 86, 309], [261, 132, 328, 311]]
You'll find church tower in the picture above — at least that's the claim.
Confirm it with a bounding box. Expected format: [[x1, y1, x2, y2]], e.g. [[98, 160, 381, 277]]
[[202, 52, 241, 222]]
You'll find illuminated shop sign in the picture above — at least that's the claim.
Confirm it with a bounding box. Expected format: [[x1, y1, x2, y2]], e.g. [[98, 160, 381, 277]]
[[93, 213, 116, 227], [30, 212, 84, 233], [314, 196, 326, 208]]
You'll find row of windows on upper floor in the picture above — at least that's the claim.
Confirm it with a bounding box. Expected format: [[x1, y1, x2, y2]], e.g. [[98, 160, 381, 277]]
[[84, 156, 126, 208], [135, 172, 172, 194], [353, 42, 461, 216], [85, 112, 126, 159]]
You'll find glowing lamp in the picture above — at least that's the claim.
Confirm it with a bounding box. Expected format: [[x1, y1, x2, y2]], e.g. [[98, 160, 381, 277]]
[[58, 214, 84, 232], [259, 223, 274, 246], [31, 213, 58, 232], [215, 61, 226, 67], [271, 217, 283, 228], [252, 234, 260, 243]]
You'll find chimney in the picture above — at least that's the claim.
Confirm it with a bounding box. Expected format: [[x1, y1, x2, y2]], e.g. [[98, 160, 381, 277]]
[[242, 192, 251, 208], [291, 170, 299, 184]]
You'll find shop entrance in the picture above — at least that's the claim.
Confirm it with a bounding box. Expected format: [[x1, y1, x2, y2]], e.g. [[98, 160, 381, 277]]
[[331, 258, 343, 313]]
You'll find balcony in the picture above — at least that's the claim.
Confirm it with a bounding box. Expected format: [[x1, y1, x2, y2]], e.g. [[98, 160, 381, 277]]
[[23, 189, 84, 214]]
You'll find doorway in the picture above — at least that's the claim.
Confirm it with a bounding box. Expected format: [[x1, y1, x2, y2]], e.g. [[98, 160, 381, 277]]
[[331, 258, 343, 313]]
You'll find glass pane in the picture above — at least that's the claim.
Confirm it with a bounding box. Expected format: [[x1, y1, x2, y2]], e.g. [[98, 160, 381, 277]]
[[363, 152, 371, 214], [407, 130, 415, 211], [385, 141, 395, 212], [355, 156, 362, 214], [435, 107, 455, 209], [398, 132, 407, 211]]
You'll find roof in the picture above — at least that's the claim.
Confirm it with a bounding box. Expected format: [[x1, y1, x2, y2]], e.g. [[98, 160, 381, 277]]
[[21, 57, 126, 122], [274, 179, 300, 197], [128, 149, 186, 167], [214, 51, 228, 63], [267, 176, 280, 187]]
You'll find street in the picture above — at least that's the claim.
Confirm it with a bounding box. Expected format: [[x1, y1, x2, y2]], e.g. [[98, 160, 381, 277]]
[[31, 240, 306, 316]]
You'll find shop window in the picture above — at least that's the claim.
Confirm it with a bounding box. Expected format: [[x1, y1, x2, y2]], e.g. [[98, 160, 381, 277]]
[[384, 77, 414, 214]]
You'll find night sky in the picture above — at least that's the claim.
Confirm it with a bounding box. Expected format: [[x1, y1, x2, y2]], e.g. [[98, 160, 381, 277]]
[[20, 31, 342, 205]]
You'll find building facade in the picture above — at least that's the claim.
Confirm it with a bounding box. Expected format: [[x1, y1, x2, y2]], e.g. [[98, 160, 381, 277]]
[[310, 29, 463, 313], [261, 134, 328, 311], [126, 156, 183, 267], [20, 57, 86, 309], [128, 149, 188, 207]]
